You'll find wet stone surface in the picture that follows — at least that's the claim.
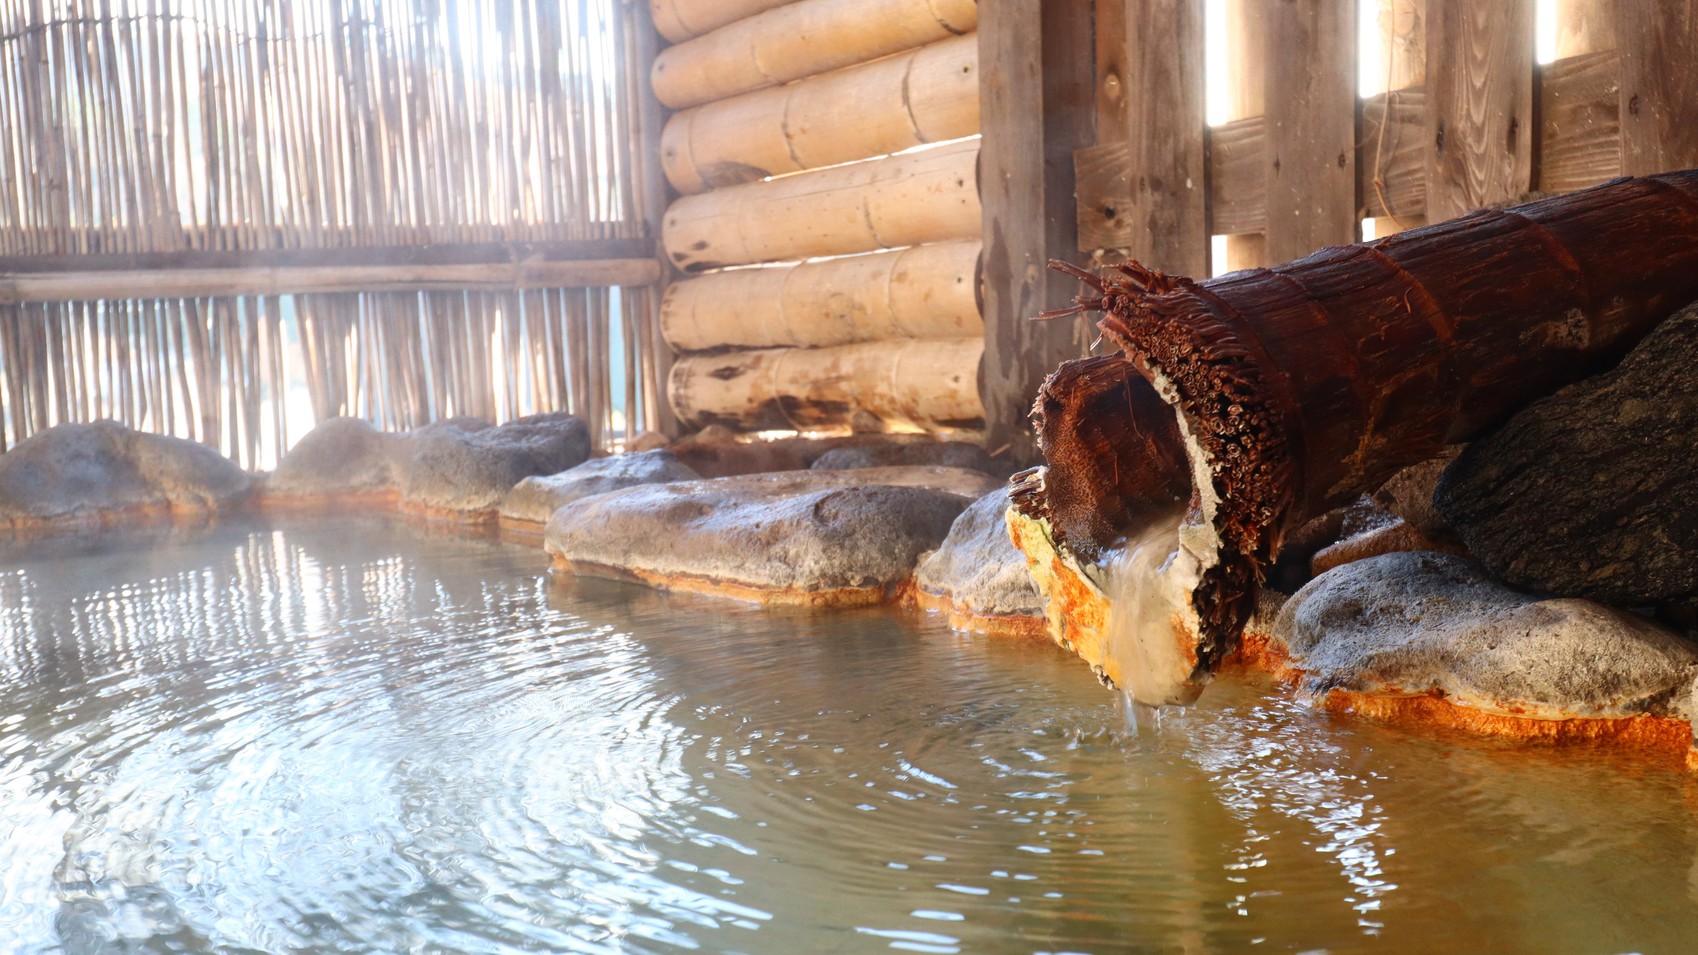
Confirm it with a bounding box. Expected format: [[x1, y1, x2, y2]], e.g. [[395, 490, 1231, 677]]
[[499, 449, 701, 525], [0, 420, 250, 525], [545, 466, 1000, 603], [914, 486, 1045, 620], [1272, 551, 1698, 721]]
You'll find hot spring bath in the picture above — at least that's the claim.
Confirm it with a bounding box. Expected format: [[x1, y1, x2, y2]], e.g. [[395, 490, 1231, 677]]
[[2, 517, 1697, 954]]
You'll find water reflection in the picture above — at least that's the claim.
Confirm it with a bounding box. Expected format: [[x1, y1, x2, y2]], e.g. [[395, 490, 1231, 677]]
[[1, 518, 1696, 954]]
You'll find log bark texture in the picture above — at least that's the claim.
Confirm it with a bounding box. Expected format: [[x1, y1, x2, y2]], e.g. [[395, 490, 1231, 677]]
[[1022, 170, 1698, 669], [669, 338, 983, 432], [650, 0, 978, 110], [662, 139, 979, 271], [662, 241, 980, 350], [660, 34, 978, 194]]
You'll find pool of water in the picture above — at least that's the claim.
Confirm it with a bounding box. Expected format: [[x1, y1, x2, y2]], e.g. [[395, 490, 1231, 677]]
[[1, 517, 1696, 954]]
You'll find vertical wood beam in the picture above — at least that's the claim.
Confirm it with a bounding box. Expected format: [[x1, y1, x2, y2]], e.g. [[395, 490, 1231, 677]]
[[978, 0, 1097, 463], [1616, 3, 1698, 175], [1424, 0, 1534, 222], [1263, 0, 1357, 263], [1121, 0, 1210, 277], [631, 0, 679, 436], [1223, 0, 1269, 270]]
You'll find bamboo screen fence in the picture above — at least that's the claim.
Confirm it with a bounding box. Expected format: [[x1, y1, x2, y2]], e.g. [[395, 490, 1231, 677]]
[[649, 0, 987, 435], [0, 0, 666, 467]]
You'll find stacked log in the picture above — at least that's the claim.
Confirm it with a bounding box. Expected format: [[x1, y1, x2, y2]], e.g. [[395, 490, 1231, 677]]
[[654, 0, 985, 434]]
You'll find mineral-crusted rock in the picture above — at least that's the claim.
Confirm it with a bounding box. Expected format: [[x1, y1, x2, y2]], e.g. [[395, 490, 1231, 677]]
[[0, 421, 250, 526], [1309, 517, 1467, 576], [1273, 551, 1698, 725], [499, 449, 700, 525], [266, 417, 408, 500], [1371, 449, 1461, 538], [1435, 304, 1698, 604], [812, 441, 1009, 478], [401, 412, 591, 516], [544, 466, 1000, 604], [913, 487, 1044, 631]]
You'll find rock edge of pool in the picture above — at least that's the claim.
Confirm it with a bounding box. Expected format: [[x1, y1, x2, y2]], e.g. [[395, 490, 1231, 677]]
[[2, 410, 1695, 772]]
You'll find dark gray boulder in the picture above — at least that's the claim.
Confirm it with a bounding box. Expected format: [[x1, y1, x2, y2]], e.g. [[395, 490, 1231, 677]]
[[544, 466, 1000, 604], [1273, 551, 1698, 721], [267, 417, 406, 498], [811, 440, 1009, 477], [914, 487, 1044, 620], [499, 449, 701, 525], [0, 421, 250, 526], [401, 412, 591, 515], [1435, 304, 1698, 604]]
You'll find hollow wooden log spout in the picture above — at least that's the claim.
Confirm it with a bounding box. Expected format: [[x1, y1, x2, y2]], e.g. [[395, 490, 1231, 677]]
[[1014, 170, 1698, 686]]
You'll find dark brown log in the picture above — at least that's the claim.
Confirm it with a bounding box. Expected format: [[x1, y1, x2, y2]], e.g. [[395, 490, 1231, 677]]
[[1023, 169, 1698, 671], [1011, 355, 1190, 563]]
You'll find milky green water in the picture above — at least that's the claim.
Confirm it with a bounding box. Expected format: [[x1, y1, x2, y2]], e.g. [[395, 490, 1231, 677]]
[[1, 516, 1696, 955]]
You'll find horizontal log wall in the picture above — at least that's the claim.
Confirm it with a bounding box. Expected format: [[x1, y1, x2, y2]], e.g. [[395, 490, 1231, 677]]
[[670, 338, 984, 432], [1072, 0, 1697, 272], [650, 0, 977, 109], [654, 0, 984, 435], [661, 33, 978, 194], [662, 240, 981, 350]]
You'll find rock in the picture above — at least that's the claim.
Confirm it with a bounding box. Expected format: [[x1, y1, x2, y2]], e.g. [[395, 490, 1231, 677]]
[[1309, 517, 1467, 576], [401, 412, 591, 516], [914, 487, 1045, 628], [0, 421, 250, 527], [499, 449, 701, 525], [266, 417, 407, 500], [812, 440, 1010, 478], [628, 430, 672, 452], [1273, 551, 1698, 722], [1435, 304, 1698, 604], [545, 466, 1000, 604], [1371, 449, 1461, 537], [671, 431, 973, 478]]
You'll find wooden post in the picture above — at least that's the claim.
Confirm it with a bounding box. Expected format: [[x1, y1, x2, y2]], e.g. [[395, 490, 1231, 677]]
[[1363, 0, 1426, 236], [1424, 0, 1534, 222], [1078, 0, 1208, 276], [1552, 0, 1617, 59], [1616, 3, 1698, 176], [631, 0, 678, 436], [978, 0, 1097, 464], [1223, 0, 1268, 271], [1263, 0, 1358, 262]]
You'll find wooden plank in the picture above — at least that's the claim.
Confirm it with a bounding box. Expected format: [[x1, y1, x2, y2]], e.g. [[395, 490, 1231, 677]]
[[1615, 4, 1698, 175], [0, 259, 663, 305], [1093, 0, 1129, 144], [1538, 51, 1621, 194], [1424, 0, 1534, 221], [1263, 0, 1358, 262], [1222, 0, 1270, 270], [1206, 117, 1267, 236], [1360, 86, 1426, 219], [0, 238, 657, 275], [630, 0, 677, 437], [978, 0, 1097, 463], [1115, 0, 1208, 274]]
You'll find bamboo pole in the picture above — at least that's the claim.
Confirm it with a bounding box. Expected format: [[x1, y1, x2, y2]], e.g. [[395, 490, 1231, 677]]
[[662, 239, 982, 350], [651, 0, 978, 110], [669, 337, 984, 432]]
